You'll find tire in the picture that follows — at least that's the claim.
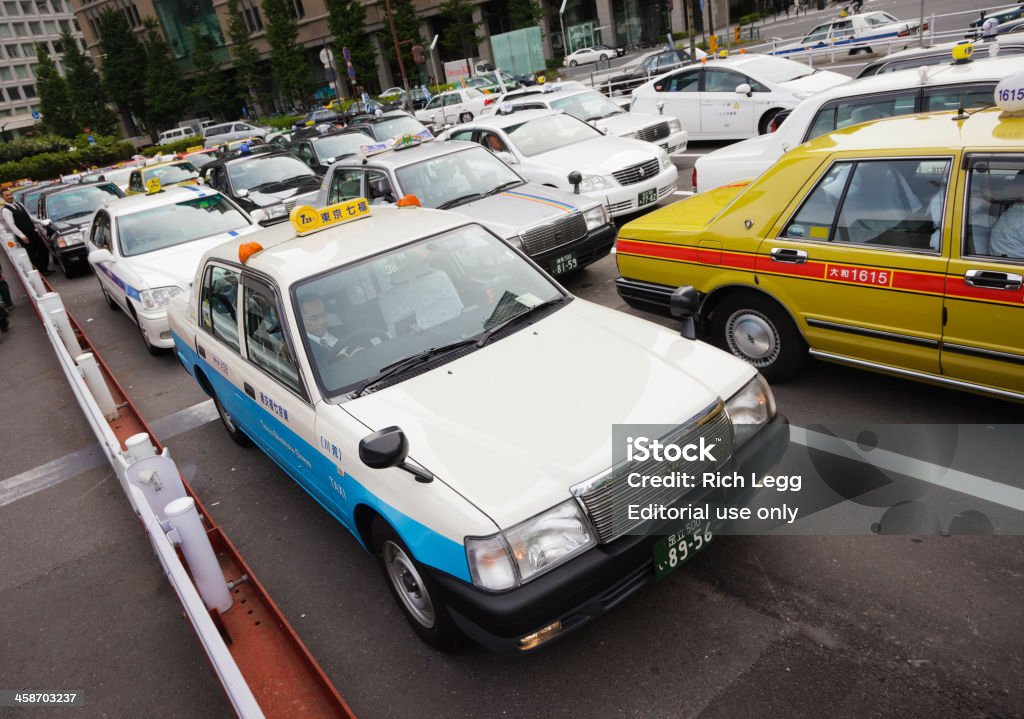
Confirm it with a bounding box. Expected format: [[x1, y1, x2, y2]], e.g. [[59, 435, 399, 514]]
[[758, 109, 782, 135], [373, 517, 462, 652], [711, 293, 807, 382], [599, 54, 608, 61], [130, 307, 163, 356], [212, 387, 253, 447], [459, 112, 473, 123], [569, 59, 578, 67], [101, 286, 119, 311]]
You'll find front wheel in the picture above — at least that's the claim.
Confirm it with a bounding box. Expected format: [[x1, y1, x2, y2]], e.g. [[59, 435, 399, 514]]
[[459, 111, 473, 123], [711, 293, 807, 382], [569, 59, 578, 67], [373, 517, 462, 651], [599, 54, 608, 61], [758, 109, 782, 135]]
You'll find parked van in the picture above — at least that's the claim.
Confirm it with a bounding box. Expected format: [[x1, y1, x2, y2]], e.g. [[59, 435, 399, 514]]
[[203, 121, 268, 146], [158, 126, 197, 144]]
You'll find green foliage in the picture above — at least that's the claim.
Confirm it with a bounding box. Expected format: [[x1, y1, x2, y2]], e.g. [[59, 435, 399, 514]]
[[34, 44, 77, 138], [98, 7, 147, 129], [61, 29, 118, 136], [264, 114, 304, 129], [326, 0, 379, 95], [225, 0, 264, 113], [263, 0, 312, 106], [0, 138, 136, 183], [739, 12, 762, 24], [0, 134, 75, 163], [439, 0, 481, 61], [141, 137, 203, 156], [189, 25, 238, 120], [382, 0, 423, 79], [142, 18, 188, 136], [508, 0, 543, 30]]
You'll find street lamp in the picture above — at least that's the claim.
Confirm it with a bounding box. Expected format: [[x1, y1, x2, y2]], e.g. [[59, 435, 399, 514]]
[[559, 0, 568, 58]]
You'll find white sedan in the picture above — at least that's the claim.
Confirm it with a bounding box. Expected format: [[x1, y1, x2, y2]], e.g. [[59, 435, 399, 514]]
[[86, 186, 260, 353], [771, 11, 924, 58], [442, 108, 678, 217], [564, 46, 614, 67], [414, 88, 489, 128], [630, 54, 848, 140]]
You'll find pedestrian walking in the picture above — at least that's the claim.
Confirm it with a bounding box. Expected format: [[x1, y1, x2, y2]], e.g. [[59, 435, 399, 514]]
[[1, 187, 51, 276]]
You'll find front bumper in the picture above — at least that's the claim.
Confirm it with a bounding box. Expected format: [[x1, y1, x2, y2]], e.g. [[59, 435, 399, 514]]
[[661, 130, 688, 155], [615, 276, 679, 314], [427, 414, 789, 654], [599, 165, 679, 217], [527, 222, 616, 276], [135, 307, 175, 349], [52, 244, 89, 270]]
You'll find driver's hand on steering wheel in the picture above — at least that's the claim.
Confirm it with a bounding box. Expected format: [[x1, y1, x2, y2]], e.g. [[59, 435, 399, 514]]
[[336, 344, 366, 359]]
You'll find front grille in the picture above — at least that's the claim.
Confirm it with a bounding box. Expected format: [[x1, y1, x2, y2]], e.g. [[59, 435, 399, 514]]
[[572, 402, 734, 544], [519, 212, 587, 255], [634, 121, 670, 143], [607, 199, 633, 214], [612, 158, 661, 186]]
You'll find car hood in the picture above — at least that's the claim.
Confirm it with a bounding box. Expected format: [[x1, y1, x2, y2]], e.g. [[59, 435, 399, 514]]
[[620, 180, 749, 234], [534, 135, 658, 176], [595, 112, 668, 136], [443, 183, 599, 239], [246, 180, 321, 208], [125, 226, 259, 290], [778, 70, 850, 96], [342, 299, 752, 529], [52, 215, 95, 234]]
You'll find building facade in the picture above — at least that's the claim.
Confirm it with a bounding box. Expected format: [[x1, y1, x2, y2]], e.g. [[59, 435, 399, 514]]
[[0, 0, 84, 139]]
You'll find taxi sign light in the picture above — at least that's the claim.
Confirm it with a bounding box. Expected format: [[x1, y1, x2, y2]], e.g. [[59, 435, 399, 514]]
[[238, 241, 263, 264], [995, 70, 1024, 113], [145, 178, 162, 194], [289, 197, 372, 236], [396, 194, 421, 208]]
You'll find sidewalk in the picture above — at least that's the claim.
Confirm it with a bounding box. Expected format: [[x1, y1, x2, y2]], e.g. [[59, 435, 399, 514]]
[[0, 248, 231, 717]]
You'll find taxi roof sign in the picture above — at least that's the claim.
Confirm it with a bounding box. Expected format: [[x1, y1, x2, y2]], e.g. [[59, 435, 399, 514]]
[[145, 177, 162, 194], [360, 129, 433, 157], [995, 70, 1024, 113], [290, 197, 372, 236]]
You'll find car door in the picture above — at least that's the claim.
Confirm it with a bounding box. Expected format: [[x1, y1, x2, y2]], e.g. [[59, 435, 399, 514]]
[[700, 68, 758, 138], [442, 92, 463, 124], [760, 155, 953, 374], [941, 153, 1024, 395], [89, 210, 125, 309], [236, 274, 331, 506], [802, 21, 832, 54], [195, 262, 247, 426], [652, 67, 702, 134], [326, 167, 365, 204]]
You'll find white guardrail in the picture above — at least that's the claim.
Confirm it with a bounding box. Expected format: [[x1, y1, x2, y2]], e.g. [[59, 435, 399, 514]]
[[1, 232, 264, 719]]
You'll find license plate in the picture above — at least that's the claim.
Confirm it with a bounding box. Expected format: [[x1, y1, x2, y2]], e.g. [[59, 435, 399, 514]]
[[653, 521, 713, 580], [551, 251, 578, 275], [638, 188, 658, 207]]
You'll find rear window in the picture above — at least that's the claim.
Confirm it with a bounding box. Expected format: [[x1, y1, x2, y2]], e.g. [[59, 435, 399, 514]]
[[205, 124, 231, 137]]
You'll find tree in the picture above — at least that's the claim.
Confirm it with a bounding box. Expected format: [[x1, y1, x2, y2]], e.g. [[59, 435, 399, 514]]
[[382, 0, 423, 82], [97, 7, 146, 133], [189, 26, 237, 120], [60, 30, 117, 135], [438, 0, 481, 62], [508, 0, 543, 30], [225, 0, 263, 115], [262, 0, 311, 108], [34, 43, 77, 138], [326, 0, 378, 96], [142, 18, 187, 137]]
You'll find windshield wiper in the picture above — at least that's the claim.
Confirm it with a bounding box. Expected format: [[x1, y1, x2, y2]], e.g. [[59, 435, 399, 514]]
[[436, 192, 485, 210], [56, 210, 96, 221], [353, 338, 479, 397], [485, 180, 524, 196], [475, 296, 567, 348], [245, 181, 284, 193]]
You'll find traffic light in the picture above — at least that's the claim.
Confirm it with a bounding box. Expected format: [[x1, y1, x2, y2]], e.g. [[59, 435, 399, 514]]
[[412, 45, 424, 64], [734, 25, 741, 42]]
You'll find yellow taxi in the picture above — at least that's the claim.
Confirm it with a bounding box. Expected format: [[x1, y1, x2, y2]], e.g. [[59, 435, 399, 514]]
[[615, 83, 1024, 402], [126, 160, 201, 195]]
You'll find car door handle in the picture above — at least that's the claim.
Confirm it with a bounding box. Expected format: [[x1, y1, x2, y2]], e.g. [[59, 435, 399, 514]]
[[197, 344, 206, 359], [964, 270, 1023, 290], [770, 247, 808, 264], [244, 382, 256, 399]]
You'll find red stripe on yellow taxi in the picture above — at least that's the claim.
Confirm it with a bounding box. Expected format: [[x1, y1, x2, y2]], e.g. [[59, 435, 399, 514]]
[[946, 278, 1024, 305]]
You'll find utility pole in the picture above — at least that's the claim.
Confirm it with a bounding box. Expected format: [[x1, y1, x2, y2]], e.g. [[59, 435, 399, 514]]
[[385, 0, 411, 99], [687, 0, 696, 59]]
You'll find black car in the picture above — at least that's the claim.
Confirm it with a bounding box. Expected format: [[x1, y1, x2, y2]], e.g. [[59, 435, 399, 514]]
[[36, 181, 124, 277], [291, 108, 343, 131], [604, 49, 697, 94], [200, 149, 322, 223], [288, 128, 373, 175], [346, 110, 433, 142], [594, 43, 626, 58]]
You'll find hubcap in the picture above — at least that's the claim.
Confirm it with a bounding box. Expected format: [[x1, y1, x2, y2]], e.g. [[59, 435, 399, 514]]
[[217, 397, 237, 433], [725, 309, 780, 367], [383, 540, 435, 628]]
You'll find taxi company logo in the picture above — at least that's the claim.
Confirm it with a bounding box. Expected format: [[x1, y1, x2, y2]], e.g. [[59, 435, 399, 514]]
[[638, 166, 647, 178]]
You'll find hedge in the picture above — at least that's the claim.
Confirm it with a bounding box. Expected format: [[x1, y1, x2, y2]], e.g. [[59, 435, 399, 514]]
[[141, 137, 206, 157], [0, 134, 79, 163], [0, 139, 137, 183]]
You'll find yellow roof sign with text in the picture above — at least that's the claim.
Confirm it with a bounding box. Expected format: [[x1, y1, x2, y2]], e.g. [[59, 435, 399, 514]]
[[290, 197, 372, 236]]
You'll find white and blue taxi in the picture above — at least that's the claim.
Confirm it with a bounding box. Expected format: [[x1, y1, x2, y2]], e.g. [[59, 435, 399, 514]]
[[86, 184, 261, 353], [167, 199, 788, 653]]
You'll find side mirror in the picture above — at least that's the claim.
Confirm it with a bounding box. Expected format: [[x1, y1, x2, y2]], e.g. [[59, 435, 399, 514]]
[[88, 248, 114, 264], [735, 83, 752, 97], [249, 208, 267, 223], [39, 217, 52, 227], [495, 150, 518, 165], [236, 188, 249, 198], [669, 286, 700, 340], [359, 426, 433, 483], [568, 170, 583, 194]]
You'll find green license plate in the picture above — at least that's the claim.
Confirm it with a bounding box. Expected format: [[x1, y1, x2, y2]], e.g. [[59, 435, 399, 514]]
[[551, 251, 578, 275], [653, 522, 713, 580], [638, 188, 658, 207]]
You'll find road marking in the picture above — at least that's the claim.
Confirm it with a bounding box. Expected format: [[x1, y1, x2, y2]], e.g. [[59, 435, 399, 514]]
[[0, 399, 217, 508]]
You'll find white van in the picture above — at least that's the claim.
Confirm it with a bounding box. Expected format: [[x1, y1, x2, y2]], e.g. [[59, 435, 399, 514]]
[[158, 126, 198, 144]]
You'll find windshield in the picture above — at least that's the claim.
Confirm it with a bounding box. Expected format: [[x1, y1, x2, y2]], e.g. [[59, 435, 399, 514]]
[[145, 162, 199, 185], [227, 155, 315, 191], [395, 147, 522, 208], [314, 133, 369, 160], [116, 194, 251, 257], [549, 91, 623, 121], [747, 56, 815, 83], [185, 152, 216, 169], [294, 223, 562, 396], [371, 115, 430, 139], [505, 114, 602, 157], [46, 184, 122, 222], [867, 12, 899, 25]]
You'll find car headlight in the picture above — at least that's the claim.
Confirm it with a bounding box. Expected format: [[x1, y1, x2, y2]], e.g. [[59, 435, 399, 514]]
[[667, 118, 682, 133], [57, 230, 84, 248], [139, 286, 184, 312], [466, 499, 596, 590], [724, 374, 776, 448], [583, 205, 609, 231], [264, 203, 288, 218], [506, 234, 524, 250], [579, 174, 615, 192], [657, 148, 671, 170]]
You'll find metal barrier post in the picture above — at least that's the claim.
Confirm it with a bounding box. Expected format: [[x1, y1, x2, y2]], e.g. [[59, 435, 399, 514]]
[[165, 497, 234, 613], [126, 450, 188, 527], [49, 307, 82, 355], [27, 268, 45, 298], [75, 352, 120, 421]]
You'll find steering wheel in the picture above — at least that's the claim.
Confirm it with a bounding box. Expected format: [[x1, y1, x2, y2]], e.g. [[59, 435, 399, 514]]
[[331, 327, 384, 360]]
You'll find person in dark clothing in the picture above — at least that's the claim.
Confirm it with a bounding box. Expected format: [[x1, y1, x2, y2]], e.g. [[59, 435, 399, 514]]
[[1, 187, 52, 276]]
